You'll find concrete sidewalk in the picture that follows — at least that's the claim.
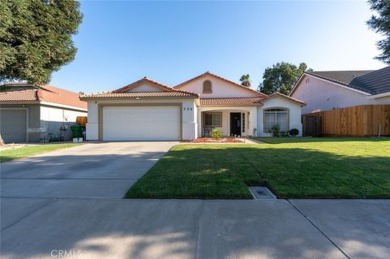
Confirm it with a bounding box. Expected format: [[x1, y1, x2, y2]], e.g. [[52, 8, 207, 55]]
[[1, 198, 389, 259]]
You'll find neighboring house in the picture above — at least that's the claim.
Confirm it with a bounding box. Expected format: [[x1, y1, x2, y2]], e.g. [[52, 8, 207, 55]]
[[81, 72, 304, 141], [0, 83, 87, 143], [290, 66, 390, 114]]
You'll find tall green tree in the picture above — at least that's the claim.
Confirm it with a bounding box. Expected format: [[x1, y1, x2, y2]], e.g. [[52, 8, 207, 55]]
[[367, 0, 390, 64], [258, 62, 309, 95], [0, 0, 83, 84], [239, 74, 251, 87]]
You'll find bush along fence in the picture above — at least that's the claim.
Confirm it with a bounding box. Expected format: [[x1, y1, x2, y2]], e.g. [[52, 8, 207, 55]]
[[302, 105, 390, 137]]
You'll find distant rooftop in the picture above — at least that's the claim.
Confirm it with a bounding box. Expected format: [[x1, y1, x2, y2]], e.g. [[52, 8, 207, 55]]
[[0, 83, 87, 109], [306, 66, 390, 95]]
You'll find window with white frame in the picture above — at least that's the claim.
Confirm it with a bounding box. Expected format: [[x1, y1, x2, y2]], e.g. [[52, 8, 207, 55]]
[[264, 108, 289, 132], [204, 112, 222, 127]]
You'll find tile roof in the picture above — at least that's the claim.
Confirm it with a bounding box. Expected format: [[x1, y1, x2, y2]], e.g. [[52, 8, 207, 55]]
[[200, 94, 305, 106], [113, 77, 175, 93], [200, 97, 265, 106], [0, 83, 87, 109], [174, 71, 267, 98], [0, 89, 37, 102], [81, 77, 199, 99], [349, 66, 390, 95], [306, 70, 373, 86], [81, 91, 198, 99]]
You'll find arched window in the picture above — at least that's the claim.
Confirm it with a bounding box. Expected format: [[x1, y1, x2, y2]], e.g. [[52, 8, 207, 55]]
[[203, 80, 212, 93], [264, 108, 289, 132]]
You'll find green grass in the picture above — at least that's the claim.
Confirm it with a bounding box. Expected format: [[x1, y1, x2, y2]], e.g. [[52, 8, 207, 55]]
[[126, 138, 390, 199], [0, 143, 82, 163]]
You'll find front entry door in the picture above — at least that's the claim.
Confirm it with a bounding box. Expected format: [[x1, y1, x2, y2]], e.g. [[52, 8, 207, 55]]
[[230, 113, 241, 136]]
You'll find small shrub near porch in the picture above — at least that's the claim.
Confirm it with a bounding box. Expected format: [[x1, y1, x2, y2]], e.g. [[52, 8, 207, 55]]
[[211, 128, 222, 139]]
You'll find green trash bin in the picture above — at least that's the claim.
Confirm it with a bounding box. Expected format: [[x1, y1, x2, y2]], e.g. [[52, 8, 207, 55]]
[[70, 125, 83, 138]]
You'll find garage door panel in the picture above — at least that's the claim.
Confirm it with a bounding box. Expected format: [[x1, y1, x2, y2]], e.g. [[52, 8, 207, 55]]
[[0, 109, 27, 143], [102, 106, 180, 141]]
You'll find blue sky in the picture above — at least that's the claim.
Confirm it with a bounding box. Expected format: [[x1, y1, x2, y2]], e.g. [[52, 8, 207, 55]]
[[50, 0, 386, 93]]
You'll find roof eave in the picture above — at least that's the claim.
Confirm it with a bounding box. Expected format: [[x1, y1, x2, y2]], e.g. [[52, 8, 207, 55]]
[[80, 95, 199, 100], [200, 103, 262, 107], [0, 100, 40, 105], [367, 92, 390, 99], [289, 73, 306, 96], [264, 93, 306, 107]]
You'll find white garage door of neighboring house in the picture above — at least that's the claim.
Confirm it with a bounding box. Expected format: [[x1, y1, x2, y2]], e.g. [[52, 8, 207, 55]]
[[102, 106, 180, 141], [0, 109, 27, 143]]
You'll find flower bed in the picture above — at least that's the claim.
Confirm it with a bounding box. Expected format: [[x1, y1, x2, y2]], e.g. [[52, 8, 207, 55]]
[[193, 137, 243, 143]]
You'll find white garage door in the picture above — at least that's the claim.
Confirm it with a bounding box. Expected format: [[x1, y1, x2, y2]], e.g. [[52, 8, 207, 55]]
[[102, 106, 180, 141], [0, 109, 27, 143]]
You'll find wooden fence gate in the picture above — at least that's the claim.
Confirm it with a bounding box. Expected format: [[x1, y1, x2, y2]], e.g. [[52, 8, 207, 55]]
[[302, 115, 322, 137]]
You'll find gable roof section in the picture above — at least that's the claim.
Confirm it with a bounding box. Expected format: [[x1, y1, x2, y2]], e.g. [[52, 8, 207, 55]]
[[113, 77, 174, 93], [81, 91, 198, 99], [290, 67, 390, 96], [81, 77, 199, 99], [79, 74, 305, 105], [265, 92, 306, 106], [174, 71, 267, 98], [201, 93, 304, 107], [0, 83, 87, 109]]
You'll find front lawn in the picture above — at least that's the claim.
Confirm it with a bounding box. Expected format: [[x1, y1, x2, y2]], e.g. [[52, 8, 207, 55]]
[[126, 138, 390, 199], [0, 143, 82, 163]]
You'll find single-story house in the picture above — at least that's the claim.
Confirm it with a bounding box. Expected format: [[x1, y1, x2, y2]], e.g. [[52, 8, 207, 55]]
[[290, 66, 390, 114], [81, 72, 304, 141], [0, 83, 87, 143]]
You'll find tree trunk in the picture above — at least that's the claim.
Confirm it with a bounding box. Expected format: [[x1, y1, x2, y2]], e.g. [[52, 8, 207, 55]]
[[0, 134, 5, 146]]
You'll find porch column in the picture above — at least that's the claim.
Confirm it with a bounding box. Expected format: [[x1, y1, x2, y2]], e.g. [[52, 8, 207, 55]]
[[249, 107, 258, 136], [198, 109, 202, 138]]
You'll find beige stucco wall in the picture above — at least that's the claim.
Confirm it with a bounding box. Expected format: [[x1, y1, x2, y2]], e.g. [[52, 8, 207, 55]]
[[128, 83, 164, 93], [177, 75, 259, 98], [257, 97, 303, 137], [291, 75, 380, 114]]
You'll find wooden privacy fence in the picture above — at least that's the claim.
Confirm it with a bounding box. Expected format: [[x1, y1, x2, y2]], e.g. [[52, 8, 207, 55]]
[[303, 105, 390, 137]]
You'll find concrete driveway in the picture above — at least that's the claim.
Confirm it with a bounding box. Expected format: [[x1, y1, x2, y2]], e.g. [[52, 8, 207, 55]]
[[0, 142, 177, 198], [1, 142, 389, 258]]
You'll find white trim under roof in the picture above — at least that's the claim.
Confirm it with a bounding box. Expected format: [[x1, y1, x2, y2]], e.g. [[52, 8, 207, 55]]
[[40, 101, 87, 112], [367, 92, 390, 99]]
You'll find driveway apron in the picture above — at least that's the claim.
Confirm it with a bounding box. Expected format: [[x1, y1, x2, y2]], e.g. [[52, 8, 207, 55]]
[[0, 142, 177, 199]]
